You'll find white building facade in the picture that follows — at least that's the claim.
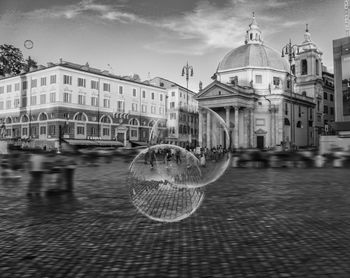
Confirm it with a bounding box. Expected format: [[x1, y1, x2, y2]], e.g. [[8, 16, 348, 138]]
[[0, 61, 167, 146]]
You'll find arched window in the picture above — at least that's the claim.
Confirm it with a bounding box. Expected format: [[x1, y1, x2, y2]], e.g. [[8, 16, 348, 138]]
[[316, 59, 320, 75], [21, 115, 29, 123], [284, 118, 290, 126], [301, 59, 308, 75], [101, 115, 111, 123], [129, 118, 139, 126], [74, 112, 87, 121], [250, 33, 253, 40], [296, 121, 302, 128], [39, 113, 48, 121], [302, 91, 307, 96]]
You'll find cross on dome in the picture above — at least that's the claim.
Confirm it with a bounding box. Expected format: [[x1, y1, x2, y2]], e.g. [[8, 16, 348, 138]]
[[245, 12, 263, 45], [304, 23, 311, 42]]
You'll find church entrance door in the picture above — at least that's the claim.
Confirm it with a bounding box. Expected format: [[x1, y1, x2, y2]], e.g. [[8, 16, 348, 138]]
[[257, 136, 264, 149]]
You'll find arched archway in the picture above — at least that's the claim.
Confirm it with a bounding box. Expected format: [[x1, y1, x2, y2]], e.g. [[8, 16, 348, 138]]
[[100, 115, 112, 139], [129, 118, 139, 141]]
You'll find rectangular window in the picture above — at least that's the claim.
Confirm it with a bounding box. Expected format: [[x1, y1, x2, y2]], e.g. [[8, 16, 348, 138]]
[[77, 78, 86, 87], [133, 88, 137, 97], [310, 109, 313, 120], [77, 126, 85, 135], [317, 100, 320, 112], [50, 92, 56, 103], [0, 86, 4, 94], [21, 97, 27, 107], [50, 75, 57, 84], [103, 128, 110, 136], [170, 102, 175, 108], [117, 101, 124, 112], [142, 90, 146, 98], [103, 83, 111, 92], [63, 92, 72, 103], [91, 80, 99, 89], [6, 100, 11, 109], [40, 126, 46, 135], [151, 92, 155, 100], [330, 107, 334, 115], [40, 94, 46, 104], [160, 94, 163, 101], [159, 107, 163, 115], [285, 103, 288, 115], [31, 79, 37, 88], [41, 77, 47, 86], [78, 95, 86, 105], [330, 94, 334, 102], [22, 128, 28, 136], [103, 98, 110, 108], [131, 130, 137, 137], [91, 96, 98, 106], [255, 75, 262, 84], [14, 83, 20, 91], [63, 75, 72, 85], [132, 103, 138, 112], [324, 105, 328, 114], [7, 84, 12, 93], [298, 106, 301, 117], [273, 77, 280, 86], [48, 125, 56, 136], [22, 81, 27, 90], [0, 101, 4, 110], [142, 104, 147, 113], [118, 86, 123, 94], [14, 98, 20, 108], [151, 106, 156, 114], [323, 92, 327, 100], [30, 95, 37, 105], [31, 127, 37, 137]]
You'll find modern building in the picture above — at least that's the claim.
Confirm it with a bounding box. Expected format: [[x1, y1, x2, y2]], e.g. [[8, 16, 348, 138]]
[[333, 36, 350, 136], [149, 77, 199, 148], [322, 69, 335, 135], [0, 60, 167, 147], [196, 15, 319, 150]]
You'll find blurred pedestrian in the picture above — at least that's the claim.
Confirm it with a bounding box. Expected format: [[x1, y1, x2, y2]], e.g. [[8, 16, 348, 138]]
[[27, 149, 46, 196]]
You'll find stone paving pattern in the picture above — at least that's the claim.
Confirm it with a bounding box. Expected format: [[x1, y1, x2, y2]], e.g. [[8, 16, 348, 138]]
[[1, 156, 350, 277]]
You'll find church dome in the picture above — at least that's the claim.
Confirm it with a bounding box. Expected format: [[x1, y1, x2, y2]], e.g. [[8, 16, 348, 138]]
[[217, 13, 289, 73], [218, 43, 290, 72]]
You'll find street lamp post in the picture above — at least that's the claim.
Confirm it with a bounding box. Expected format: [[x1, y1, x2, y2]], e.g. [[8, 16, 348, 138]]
[[281, 39, 299, 150], [181, 62, 194, 147]]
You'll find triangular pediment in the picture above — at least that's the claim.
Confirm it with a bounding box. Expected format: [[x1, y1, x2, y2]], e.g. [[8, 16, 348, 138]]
[[255, 128, 267, 134], [196, 81, 255, 100], [197, 81, 240, 99]]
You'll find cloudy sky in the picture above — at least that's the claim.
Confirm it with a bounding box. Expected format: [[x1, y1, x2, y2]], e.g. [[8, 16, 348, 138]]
[[0, 0, 345, 90]]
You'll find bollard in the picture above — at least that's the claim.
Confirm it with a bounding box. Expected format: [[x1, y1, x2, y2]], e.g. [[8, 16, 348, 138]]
[[64, 166, 76, 192]]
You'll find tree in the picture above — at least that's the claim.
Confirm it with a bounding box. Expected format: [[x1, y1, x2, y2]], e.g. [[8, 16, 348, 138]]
[[0, 44, 25, 76]]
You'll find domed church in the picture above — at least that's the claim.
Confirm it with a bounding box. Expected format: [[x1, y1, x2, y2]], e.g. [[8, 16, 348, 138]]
[[196, 14, 319, 150]]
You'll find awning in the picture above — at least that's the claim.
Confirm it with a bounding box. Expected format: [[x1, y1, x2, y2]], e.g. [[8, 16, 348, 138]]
[[130, 141, 148, 147], [64, 139, 123, 147]]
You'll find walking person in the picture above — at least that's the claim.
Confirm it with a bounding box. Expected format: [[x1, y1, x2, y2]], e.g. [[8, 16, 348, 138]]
[[27, 149, 46, 196]]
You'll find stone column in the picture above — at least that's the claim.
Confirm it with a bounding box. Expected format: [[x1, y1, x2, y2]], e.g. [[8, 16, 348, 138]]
[[249, 108, 254, 148], [243, 109, 248, 148], [225, 106, 231, 149], [198, 109, 203, 147], [206, 110, 211, 148], [234, 107, 239, 148]]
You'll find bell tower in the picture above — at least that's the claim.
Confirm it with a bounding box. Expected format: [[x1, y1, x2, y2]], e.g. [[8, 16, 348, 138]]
[[295, 24, 324, 147]]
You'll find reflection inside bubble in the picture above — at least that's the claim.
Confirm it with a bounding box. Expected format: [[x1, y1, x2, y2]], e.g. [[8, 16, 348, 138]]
[[129, 176, 205, 222]]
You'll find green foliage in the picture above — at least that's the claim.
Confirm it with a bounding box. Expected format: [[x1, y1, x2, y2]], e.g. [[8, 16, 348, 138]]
[[0, 44, 38, 76], [0, 44, 25, 76]]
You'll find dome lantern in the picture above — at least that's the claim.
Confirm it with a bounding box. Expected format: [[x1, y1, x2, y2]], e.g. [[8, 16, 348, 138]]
[[245, 12, 263, 45]]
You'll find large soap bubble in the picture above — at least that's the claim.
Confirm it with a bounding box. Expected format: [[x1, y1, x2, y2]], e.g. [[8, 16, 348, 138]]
[[128, 106, 231, 221], [129, 176, 205, 222]]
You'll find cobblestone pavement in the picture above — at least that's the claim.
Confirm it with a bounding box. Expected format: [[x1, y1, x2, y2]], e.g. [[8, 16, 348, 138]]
[[1, 156, 350, 277]]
